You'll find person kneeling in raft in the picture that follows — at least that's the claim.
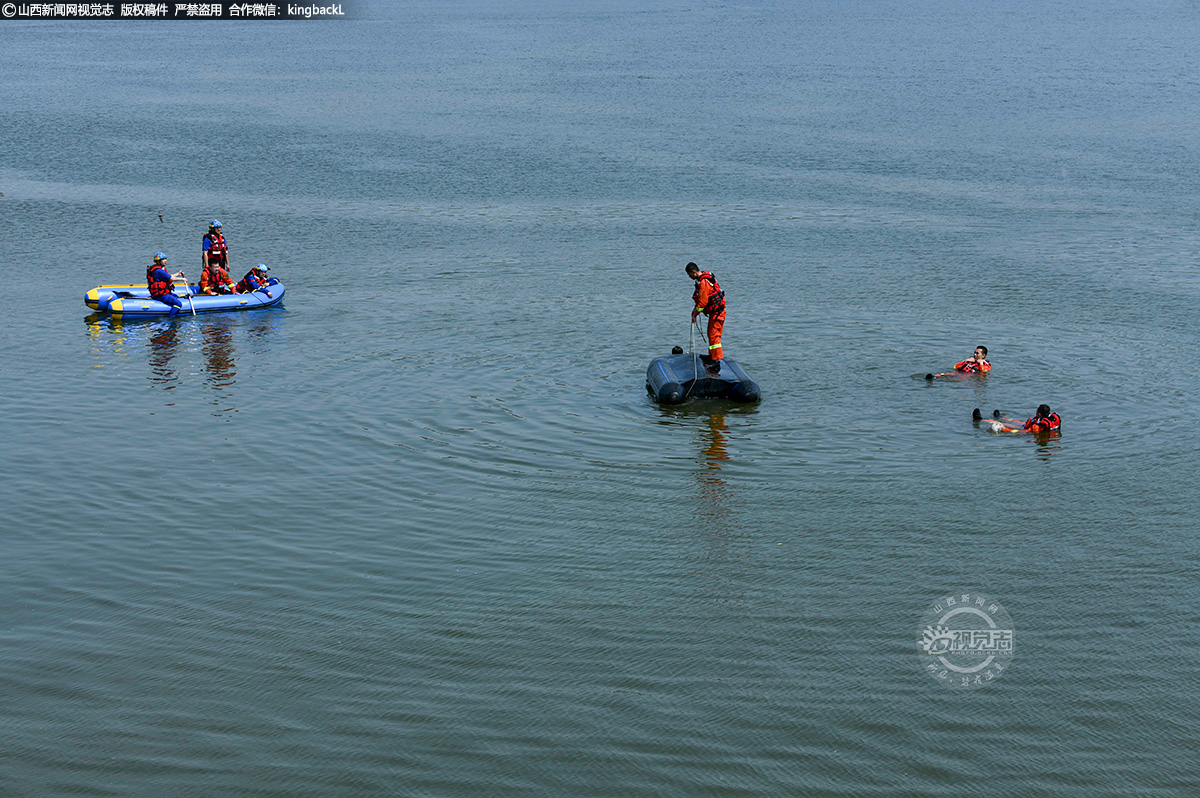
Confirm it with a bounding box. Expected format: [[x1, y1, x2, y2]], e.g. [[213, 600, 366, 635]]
[[686, 261, 726, 375], [973, 405, 1061, 433], [927, 346, 990, 380], [147, 252, 187, 317], [235, 264, 274, 297]]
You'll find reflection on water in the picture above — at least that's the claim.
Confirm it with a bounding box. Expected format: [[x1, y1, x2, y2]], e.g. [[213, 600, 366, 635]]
[[1032, 431, 1063, 460], [245, 315, 278, 345], [662, 404, 757, 609], [699, 412, 729, 485], [654, 402, 760, 531], [696, 410, 732, 527], [83, 310, 285, 410], [84, 312, 128, 365], [202, 319, 237, 393], [148, 322, 182, 389]]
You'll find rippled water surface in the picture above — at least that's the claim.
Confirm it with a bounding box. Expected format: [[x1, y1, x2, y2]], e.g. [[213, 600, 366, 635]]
[[3, 2, 1200, 795]]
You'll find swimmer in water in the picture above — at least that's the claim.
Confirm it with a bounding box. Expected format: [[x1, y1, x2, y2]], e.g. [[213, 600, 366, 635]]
[[955, 346, 991, 373], [1023, 404, 1061, 433], [926, 346, 990, 380], [973, 405, 1061, 434]]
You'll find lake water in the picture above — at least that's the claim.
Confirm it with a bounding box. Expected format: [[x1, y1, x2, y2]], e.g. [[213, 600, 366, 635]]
[[2, 2, 1199, 795]]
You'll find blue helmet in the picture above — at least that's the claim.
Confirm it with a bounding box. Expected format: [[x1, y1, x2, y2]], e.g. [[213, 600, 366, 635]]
[[154, 252, 167, 262], [254, 263, 269, 272], [209, 219, 222, 228]]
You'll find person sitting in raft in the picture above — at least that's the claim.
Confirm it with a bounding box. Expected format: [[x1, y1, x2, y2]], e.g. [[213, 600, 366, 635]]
[[686, 261, 726, 375], [1024, 404, 1061, 433], [955, 346, 991, 373], [235, 263, 273, 297], [199, 259, 236, 295], [147, 252, 187, 317]]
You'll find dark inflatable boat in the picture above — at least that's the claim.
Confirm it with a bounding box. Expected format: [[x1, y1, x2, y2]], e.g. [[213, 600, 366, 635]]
[[646, 351, 761, 405]]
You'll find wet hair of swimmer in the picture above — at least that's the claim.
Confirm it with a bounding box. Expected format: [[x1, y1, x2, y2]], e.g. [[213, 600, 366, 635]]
[[1036, 404, 1052, 418], [977, 345, 988, 357], [685, 261, 699, 275], [672, 345, 684, 354]]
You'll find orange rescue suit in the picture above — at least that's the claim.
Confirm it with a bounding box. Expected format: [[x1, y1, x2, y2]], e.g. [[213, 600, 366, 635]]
[[955, 359, 991, 373], [1024, 413, 1061, 433], [200, 263, 236, 295], [692, 271, 726, 361]]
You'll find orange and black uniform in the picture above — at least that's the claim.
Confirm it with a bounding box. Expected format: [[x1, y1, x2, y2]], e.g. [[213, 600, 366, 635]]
[[692, 271, 726, 362], [1023, 413, 1061, 433], [200, 263, 236, 295], [955, 359, 991, 373]]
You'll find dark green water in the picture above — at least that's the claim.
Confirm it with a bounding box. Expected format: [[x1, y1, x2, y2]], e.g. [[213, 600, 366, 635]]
[[2, 2, 1199, 795]]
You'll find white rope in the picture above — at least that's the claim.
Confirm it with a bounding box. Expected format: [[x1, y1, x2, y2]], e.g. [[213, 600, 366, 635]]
[[682, 318, 698, 399]]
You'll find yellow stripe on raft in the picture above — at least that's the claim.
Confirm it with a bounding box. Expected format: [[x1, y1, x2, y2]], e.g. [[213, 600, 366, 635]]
[[90, 283, 197, 290]]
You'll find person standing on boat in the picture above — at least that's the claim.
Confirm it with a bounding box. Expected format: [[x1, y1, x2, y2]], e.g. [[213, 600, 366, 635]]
[[236, 263, 274, 297], [686, 261, 726, 374], [147, 252, 186, 317], [202, 220, 229, 277]]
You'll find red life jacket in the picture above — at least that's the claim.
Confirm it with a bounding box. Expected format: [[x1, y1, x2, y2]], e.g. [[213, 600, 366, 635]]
[[147, 264, 173, 298], [204, 233, 228, 267], [1024, 413, 1061, 433], [692, 271, 726, 315], [236, 270, 263, 294]]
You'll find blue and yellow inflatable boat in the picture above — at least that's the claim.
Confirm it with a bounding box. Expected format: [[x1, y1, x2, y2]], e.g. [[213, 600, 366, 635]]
[[85, 281, 285, 317]]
